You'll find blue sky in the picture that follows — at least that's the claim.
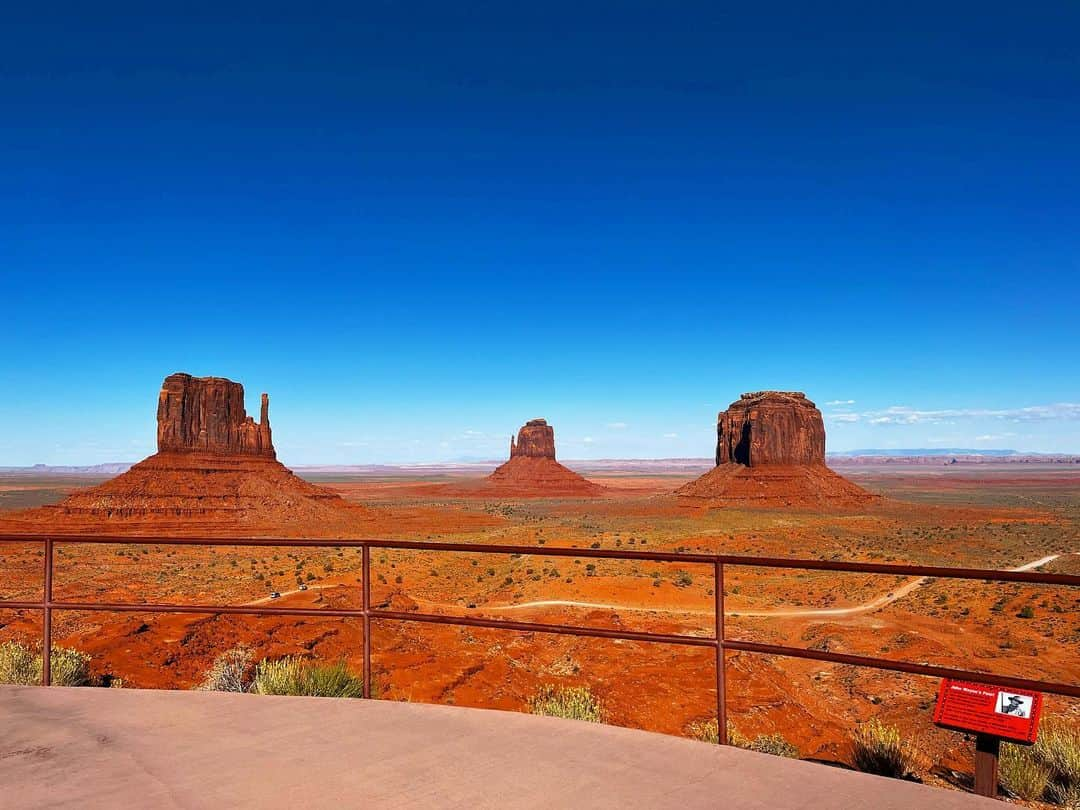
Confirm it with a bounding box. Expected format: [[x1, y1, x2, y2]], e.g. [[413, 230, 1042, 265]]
[[2, 3, 1078, 464]]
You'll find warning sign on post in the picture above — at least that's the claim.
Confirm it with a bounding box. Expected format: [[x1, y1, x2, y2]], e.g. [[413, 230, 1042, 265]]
[[933, 679, 1043, 743]]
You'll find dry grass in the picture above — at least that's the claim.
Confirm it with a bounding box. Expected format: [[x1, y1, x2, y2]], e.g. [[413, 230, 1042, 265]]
[[850, 719, 916, 779], [529, 685, 605, 723], [1000, 744, 1053, 801], [251, 656, 366, 698], [685, 719, 798, 758], [197, 646, 253, 692], [0, 641, 91, 687], [1002, 721, 1080, 806]]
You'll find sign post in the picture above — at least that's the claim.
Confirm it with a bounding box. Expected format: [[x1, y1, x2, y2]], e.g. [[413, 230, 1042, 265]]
[[933, 679, 1043, 799]]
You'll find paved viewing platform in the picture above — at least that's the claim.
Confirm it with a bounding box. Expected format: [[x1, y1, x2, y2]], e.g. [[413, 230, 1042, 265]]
[[1, 686, 996, 809]]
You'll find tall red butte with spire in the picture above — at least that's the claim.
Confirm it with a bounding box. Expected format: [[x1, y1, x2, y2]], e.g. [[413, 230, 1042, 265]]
[[2, 373, 370, 535], [676, 391, 875, 507], [485, 419, 604, 496]]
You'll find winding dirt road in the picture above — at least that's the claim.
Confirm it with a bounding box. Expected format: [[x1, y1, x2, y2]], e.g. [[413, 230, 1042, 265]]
[[482, 553, 1068, 619]]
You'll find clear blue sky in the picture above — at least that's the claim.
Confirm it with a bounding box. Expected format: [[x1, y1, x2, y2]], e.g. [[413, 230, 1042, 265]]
[[2, 3, 1078, 464]]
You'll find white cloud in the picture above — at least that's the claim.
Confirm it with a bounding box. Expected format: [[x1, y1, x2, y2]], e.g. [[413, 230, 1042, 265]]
[[663, 432, 679, 439], [828, 414, 860, 423], [826, 399, 856, 406], [974, 433, 1016, 442], [583, 436, 594, 444], [849, 403, 1080, 426], [605, 422, 628, 430]]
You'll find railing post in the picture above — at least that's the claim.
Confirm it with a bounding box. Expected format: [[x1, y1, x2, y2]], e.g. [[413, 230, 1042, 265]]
[[42, 537, 53, 686], [362, 544, 372, 699], [715, 560, 727, 745]]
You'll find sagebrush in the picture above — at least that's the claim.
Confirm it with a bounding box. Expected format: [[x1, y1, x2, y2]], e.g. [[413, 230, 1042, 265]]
[[1002, 721, 1080, 806], [529, 685, 605, 723], [0, 641, 91, 687], [850, 719, 916, 779], [686, 718, 798, 758], [251, 656, 367, 698], [198, 646, 253, 692]]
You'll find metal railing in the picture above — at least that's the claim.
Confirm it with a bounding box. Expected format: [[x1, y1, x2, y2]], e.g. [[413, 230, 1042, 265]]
[[1, 533, 1077, 745]]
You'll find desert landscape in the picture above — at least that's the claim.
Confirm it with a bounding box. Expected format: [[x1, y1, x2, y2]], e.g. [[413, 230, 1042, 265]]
[[1, 374, 1077, 802]]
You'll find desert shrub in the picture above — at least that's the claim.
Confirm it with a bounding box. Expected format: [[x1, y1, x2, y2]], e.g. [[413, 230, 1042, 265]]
[[1000, 744, 1052, 801], [1004, 721, 1080, 806], [529, 685, 605, 723], [749, 733, 799, 758], [0, 641, 91, 687], [198, 646, 253, 692], [850, 719, 916, 778], [685, 719, 798, 757], [0, 640, 37, 684], [1039, 723, 1080, 792], [48, 647, 93, 687], [687, 717, 720, 743], [251, 657, 366, 698]]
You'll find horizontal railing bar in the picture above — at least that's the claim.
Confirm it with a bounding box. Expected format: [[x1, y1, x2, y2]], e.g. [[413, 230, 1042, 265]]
[[368, 609, 718, 647], [0, 600, 44, 610], [723, 640, 1080, 698], [0, 599, 716, 647], [38, 602, 367, 618], [0, 534, 715, 564], [0, 534, 1075, 586]]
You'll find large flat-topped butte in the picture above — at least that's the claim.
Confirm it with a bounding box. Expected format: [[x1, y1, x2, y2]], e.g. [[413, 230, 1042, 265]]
[[0, 687, 997, 809]]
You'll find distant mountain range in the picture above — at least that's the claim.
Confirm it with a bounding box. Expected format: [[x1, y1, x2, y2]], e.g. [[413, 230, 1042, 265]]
[[0, 463, 135, 475], [4, 453, 1080, 477], [829, 449, 1021, 457]]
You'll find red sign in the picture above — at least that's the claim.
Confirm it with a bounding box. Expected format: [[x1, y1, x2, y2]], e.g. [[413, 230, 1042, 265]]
[[933, 679, 1043, 743]]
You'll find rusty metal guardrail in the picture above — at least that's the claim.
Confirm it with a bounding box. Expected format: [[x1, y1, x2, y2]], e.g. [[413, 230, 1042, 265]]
[[0, 533, 1077, 746]]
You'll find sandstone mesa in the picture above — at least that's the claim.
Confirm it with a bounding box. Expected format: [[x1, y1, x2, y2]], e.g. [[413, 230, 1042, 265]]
[[678, 391, 875, 507]]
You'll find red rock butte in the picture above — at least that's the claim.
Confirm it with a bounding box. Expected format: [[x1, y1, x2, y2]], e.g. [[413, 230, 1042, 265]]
[[0, 373, 370, 535], [677, 391, 875, 507], [486, 419, 604, 496], [157, 373, 275, 458]]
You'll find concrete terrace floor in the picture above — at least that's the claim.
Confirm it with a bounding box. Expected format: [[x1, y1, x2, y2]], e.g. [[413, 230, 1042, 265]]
[[1, 686, 997, 810]]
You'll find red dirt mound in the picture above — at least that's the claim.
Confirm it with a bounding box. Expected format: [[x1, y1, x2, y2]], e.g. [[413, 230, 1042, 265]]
[[0, 452, 373, 536], [480, 418, 605, 496], [675, 463, 876, 508], [485, 455, 605, 497]]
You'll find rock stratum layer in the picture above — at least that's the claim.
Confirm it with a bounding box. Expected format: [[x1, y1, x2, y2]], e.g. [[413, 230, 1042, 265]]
[[716, 391, 825, 467], [2, 373, 370, 535], [486, 419, 604, 496], [509, 419, 557, 459], [678, 391, 875, 507], [157, 373, 274, 457]]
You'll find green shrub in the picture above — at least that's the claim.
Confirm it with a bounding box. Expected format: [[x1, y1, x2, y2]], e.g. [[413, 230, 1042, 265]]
[[529, 685, 605, 723], [850, 719, 916, 778], [685, 719, 798, 757], [198, 646, 253, 692], [251, 656, 366, 698], [0, 641, 91, 687]]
